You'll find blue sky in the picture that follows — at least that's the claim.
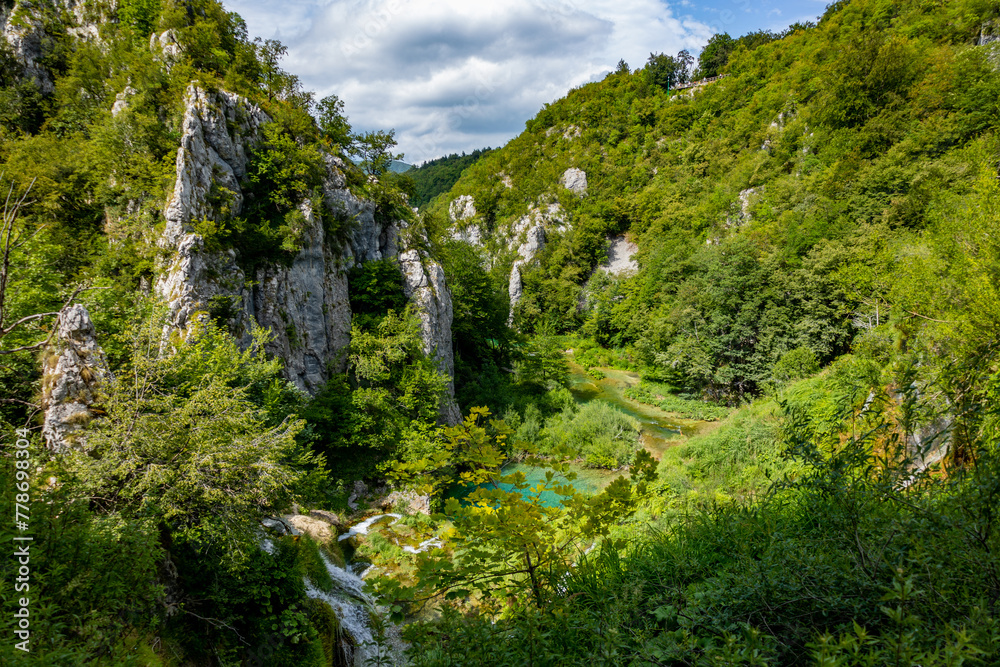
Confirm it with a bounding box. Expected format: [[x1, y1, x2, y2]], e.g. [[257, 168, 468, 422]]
[[226, 0, 830, 163]]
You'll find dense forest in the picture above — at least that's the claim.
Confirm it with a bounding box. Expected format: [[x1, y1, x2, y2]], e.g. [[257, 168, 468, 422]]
[[407, 148, 495, 208], [3, 0, 1000, 665]]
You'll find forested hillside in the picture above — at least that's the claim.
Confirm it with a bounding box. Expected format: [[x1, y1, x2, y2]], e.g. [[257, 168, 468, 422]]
[[3, 0, 1000, 664], [431, 0, 1000, 403], [402, 0, 1000, 662], [407, 148, 494, 208]]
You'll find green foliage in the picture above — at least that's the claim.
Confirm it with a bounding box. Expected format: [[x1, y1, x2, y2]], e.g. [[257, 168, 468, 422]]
[[405, 384, 1000, 665], [407, 148, 494, 208], [117, 0, 162, 37], [353, 129, 403, 177], [0, 447, 164, 664], [438, 239, 514, 389], [314, 93, 353, 149], [625, 381, 732, 421], [696, 32, 736, 78], [348, 258, 408, 330], [543, 401, 642, 469], [644, 51, 694, 91], [234, 122, 325, 270], [303, 309, 448, 478], [64, 316, 316, 560], [514, 335, 569, 389], [377, 407, 658, 612], [770, 345, 820, 387]]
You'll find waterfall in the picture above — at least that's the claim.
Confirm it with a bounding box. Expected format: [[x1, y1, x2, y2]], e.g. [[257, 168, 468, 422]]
[[338, 513, 402, 541], [306, 549, 406, 667]]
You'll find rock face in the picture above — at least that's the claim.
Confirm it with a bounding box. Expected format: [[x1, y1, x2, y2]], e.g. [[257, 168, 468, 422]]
[[449, 195, 477, 222], [156, 86, 457, 400], [399, 249, 461, 424], [506, 203, 567, 323], [160, 85, 269, 249], [451, 224, 483, 246], [41, 305, 109, 452], [600, 236, 639, 276], [508, 264, 524, 322], [561, 168, 588, 196], [2, 0, 105, 93], [980, 19, 1000, 46], [2, 1, 57, 93], [727, 187, 757, 227]]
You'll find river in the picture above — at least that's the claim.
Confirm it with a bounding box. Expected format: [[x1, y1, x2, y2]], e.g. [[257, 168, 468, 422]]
[[565, 360, 702, 459]]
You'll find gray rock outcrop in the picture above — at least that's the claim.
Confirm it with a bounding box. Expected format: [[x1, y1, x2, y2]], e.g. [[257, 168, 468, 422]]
[[561, 168, 588, 196], [41, 305, 109, 452], [400, 249, 461, 424], [2, 1, 56, 94], [727, 188, 757, 227], [160, 85, 269, 248], [449, 195, 477, 222], [508, 265, 523, 323], [156, 86, 458, 398], [149, 29, 183, 66], [2, 0, 106, 93], [980, 19, 1000, 46], [451, 224, 483, 246], [506, 203, 567, 323], [600, 236, 639, 276]]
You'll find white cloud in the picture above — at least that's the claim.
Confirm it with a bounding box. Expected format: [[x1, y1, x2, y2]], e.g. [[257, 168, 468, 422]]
[[226, 0, 713, 163]]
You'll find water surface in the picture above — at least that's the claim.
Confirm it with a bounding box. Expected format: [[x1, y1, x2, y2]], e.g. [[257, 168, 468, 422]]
[[566, 360, 695, 458]]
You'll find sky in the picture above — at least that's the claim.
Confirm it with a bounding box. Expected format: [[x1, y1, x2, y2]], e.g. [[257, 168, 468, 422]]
[[226, 0, 829, 164]]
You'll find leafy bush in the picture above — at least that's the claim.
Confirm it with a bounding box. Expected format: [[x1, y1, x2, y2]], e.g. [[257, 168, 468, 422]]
[[625, 381, 732, 421], [544, 401, 642, 468]]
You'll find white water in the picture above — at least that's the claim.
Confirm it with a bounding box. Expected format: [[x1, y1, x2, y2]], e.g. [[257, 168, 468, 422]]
[[402, 537, 442, 554], [338, 513, 402, 541], [305, 550, 405, 666]]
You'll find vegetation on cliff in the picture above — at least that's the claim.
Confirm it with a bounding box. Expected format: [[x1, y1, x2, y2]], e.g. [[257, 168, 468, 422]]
[[3, 0, 1000, 664]]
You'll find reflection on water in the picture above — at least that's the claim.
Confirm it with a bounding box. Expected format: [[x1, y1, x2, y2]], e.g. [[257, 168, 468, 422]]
[[566, 361, 694, 458]]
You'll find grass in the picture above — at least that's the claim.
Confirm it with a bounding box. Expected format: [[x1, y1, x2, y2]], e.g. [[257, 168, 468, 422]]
[[625, 380, 732, 421]]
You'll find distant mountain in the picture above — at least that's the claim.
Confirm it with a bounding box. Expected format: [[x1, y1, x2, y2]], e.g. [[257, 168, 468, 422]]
[[349, 158, 412, 173], [388, 159, 412, 174]]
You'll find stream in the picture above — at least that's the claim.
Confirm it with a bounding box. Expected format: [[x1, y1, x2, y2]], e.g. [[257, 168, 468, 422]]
[[293, 362, 704, 665], [304, 549, 405, 667], [566, 360, 699, 458]]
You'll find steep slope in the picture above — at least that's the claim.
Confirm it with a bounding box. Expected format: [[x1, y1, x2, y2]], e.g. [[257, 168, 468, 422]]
[[0, 0, 461, 432], [431, 0, 1000, 404]]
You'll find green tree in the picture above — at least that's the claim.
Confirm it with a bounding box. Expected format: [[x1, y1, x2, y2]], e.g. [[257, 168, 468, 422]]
[[314, 93, 353, 149], [354, 129, 403, 177], [64, 318, 316, 562], [645, 51, 691, 91], [514, 335, 569, 389], [696, 33, 735, 78], [378, 407, 658, 611]]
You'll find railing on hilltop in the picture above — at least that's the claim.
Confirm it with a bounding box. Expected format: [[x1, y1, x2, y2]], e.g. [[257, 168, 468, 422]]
[[673, 74, 728, 91]]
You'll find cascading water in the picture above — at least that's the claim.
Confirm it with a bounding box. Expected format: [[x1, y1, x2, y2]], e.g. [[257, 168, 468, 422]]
[[305, 548, 405, 667], [263, 512, 448, 665]]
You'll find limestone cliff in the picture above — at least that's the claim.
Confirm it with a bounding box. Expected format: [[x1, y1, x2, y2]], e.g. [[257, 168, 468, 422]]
[[1, 0, 107, 93], [41, 305, 110, 452], [155, 86, 458, 416], [446, 169, 578, 326], [399, 248, 461, 424]]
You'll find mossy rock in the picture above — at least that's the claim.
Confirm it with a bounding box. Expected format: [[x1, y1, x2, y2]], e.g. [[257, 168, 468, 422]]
[[296, 535, 334, 593], [320, 536, 347, 569], [305, 597, 351, 667]]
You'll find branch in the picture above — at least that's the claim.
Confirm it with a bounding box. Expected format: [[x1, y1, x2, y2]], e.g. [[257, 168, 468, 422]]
[[0, 310, 60, 336], [0, 398, 40, 409]]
